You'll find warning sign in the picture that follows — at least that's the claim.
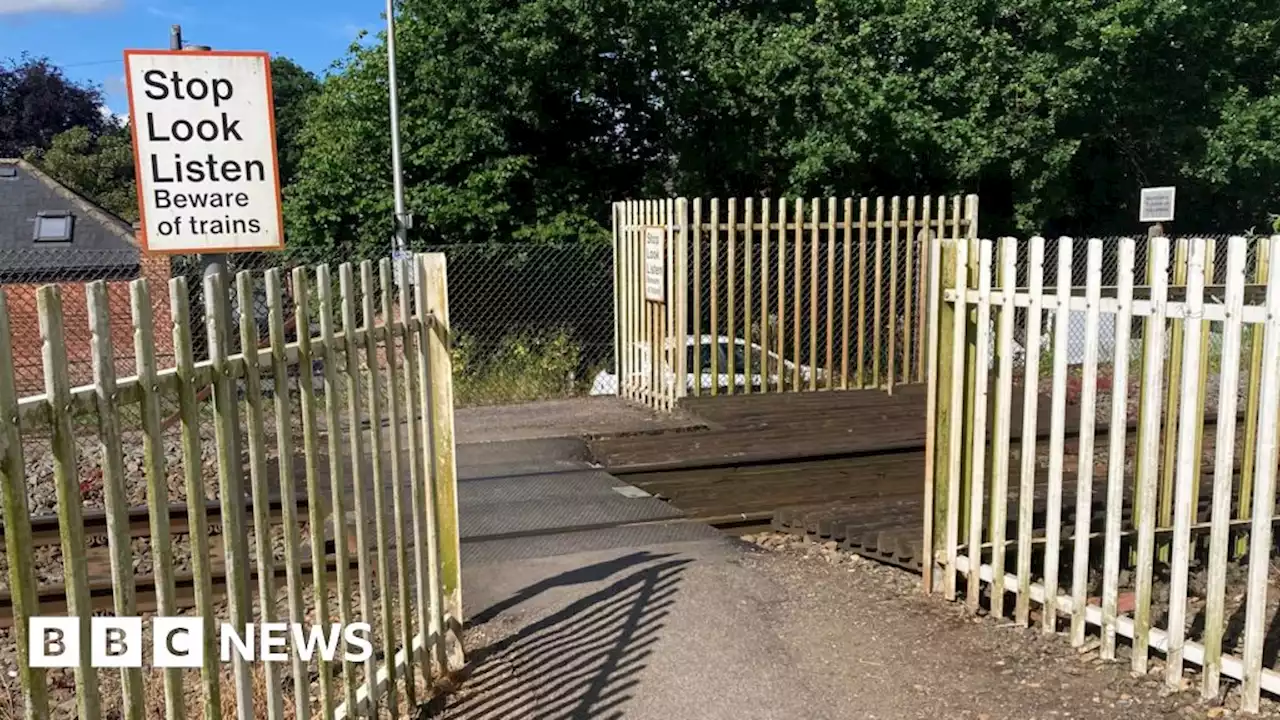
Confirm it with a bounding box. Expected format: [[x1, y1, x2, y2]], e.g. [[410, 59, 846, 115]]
[[124, 49, 283, 253], [644, 227, 666, 303]]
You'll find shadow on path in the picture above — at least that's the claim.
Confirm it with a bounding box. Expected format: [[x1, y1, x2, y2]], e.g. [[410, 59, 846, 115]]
[[442, 552, 692, 719]]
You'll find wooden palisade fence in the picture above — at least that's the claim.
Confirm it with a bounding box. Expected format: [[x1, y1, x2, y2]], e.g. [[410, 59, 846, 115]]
[[0, 254, 464, 720], [927, 233, 1280, 713], [613, 194, 979, 410]]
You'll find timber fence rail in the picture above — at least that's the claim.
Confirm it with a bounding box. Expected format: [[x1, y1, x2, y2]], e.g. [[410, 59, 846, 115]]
[[0, 253, 464, 720], [927, 233, 1280, 714], [613, 194, 978, 410], [4, 243, 616, 416]]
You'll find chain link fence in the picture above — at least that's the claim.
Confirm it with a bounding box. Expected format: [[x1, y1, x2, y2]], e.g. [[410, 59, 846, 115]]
[[1000, 234, 1248, 366], [972, 234, 1261, 435], [1, 241, 616, 527], [422, 242, 615, 407], [6, 232, 1257, 519]]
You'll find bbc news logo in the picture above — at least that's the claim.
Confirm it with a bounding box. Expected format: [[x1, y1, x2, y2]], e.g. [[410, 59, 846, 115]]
[[29, 618, 373, 668]]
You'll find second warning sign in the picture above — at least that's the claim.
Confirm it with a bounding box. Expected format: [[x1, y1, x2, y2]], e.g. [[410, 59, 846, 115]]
[[125, 49, 283, 253]]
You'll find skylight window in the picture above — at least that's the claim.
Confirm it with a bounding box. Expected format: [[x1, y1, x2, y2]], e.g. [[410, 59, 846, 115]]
[[34, 212, 73, 242], [0, 166, 16, 179]]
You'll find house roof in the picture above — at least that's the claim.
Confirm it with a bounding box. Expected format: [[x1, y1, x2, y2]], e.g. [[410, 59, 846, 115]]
[[0, 158, 141, 283]]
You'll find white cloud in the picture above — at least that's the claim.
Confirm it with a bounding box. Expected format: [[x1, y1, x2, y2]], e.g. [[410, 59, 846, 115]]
[[0, 0, 121, 15], [98, 104, 129, 126], [103, 73, 127, 98]]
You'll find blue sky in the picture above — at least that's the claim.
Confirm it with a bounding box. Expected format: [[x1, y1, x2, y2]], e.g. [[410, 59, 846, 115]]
[[1, 0, 382, 115]]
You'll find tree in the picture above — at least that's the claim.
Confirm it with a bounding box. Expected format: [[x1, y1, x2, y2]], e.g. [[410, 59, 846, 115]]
[[22, 56, 318, 226], [269, 56, 321, 187], [24, 126, 137, 222], [0, 54, 113, 157], [285, 0, 695, 260], [285, 0, 1280, 258]]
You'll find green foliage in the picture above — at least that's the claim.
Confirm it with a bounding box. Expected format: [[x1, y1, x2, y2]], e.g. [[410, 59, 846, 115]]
[[16, 56, 316, 227], [289, 0, 1280, 257], [268, 57, 321, 187], [285, 0, 690, 258], [24, 126, 137, 221], [0, 53, 112, 157], [451, 328, 582, 406]]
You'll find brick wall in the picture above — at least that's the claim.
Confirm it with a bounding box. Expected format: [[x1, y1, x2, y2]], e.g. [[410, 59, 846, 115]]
[[4, 255, 174, 396]]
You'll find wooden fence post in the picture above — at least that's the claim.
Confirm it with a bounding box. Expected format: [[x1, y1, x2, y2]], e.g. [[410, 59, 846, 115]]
[[265, 268, 312, 718], [1237, 238, 1271, 557], [0, 291, 49, 718], [316, 263, 360, 714], [1240, 236, 1280, 712], [234, 271, 285, 720], [676, 197, 690, 402], [693, 198, 703, 395], [422, 252, 467, 670], [361, 260, 399, 716], [339, 264, 378, 717], [612, 202, 621, 397], [39, 285, 102, 720], [204, 270, 255, 720], [923, 232, 950, 593], [1158, 239, 1190, 563], [1014, 238, 1047, 625], [170, 276, 222, 719], [88, 280, 144, 720], [291, 267, 335, 718], [959, 232, 980, 547], [943, 236, 971, 601], [379, 257, 418, 710]]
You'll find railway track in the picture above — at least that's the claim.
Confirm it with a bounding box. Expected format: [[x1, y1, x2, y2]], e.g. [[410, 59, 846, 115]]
[[5, 494, 309, 548], [0, 494, 337, 627], [611, 403, 1253, 573], [0, 550, 361, 628]]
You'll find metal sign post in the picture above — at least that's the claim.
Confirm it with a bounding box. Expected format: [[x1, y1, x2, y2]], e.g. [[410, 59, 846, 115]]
[[386, 0, 410, 281]]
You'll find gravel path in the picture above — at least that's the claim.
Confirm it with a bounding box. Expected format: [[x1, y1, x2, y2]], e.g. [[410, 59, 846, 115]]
[[733, 533, 1280, 719]]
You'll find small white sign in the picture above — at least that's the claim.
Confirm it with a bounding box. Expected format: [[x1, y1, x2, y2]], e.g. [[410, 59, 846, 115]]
[[125, 49, 284, 254], [644, 227, 666, 303], [1139, 186, 1176, 223]]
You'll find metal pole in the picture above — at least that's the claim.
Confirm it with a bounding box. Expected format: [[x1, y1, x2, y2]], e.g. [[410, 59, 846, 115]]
[[187, 40, 226, 286], [171, 25, 250, 720], [386, 0, 409, 266], [172, 25, 226, 283]]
